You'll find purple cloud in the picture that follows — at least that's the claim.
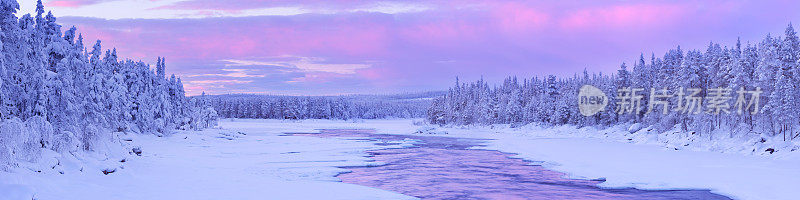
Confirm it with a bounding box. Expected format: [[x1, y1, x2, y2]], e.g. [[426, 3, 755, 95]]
[[52, 0, 800, 95], [45, 0, 114, 7], [154, 0, 363, 11]]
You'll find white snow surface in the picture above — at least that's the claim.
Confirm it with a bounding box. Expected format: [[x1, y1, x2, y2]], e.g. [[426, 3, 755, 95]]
[[2, 118, 799, 200], [0, 119, 417, 200], [220, 118, 800, 200]]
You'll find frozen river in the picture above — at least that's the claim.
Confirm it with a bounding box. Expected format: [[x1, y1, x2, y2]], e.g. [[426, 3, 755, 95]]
[[289, 129, 731, 200]]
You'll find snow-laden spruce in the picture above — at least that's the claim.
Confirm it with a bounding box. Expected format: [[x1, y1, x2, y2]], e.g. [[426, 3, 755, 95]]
[[0, 0, 217, 169], [428, 24, 800, 145]]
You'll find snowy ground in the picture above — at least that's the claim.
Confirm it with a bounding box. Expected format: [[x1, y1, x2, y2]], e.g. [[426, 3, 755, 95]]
[[219, 118, 800, 200], [2, 118, 798, 200], [437, 126, 800, 200], [0, 120, 416, 200]]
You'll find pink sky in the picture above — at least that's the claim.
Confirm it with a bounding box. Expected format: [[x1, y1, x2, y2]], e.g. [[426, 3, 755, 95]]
[[22, 0, 800, 95]]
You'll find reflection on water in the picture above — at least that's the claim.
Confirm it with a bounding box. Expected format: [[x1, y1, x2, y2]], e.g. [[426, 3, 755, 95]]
[[287, 129, 731, 200]]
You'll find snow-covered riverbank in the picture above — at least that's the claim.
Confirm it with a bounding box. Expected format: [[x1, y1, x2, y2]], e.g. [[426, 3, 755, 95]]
[[443, 126, 800, 200], [0, 120, 415, 200], [2, 118, 798, 200], [219, 118, 800, 200]]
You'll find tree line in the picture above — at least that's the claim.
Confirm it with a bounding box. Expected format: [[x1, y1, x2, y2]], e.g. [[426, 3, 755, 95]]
[[209, 94, 434, 120], [428, 24, 800, 141]]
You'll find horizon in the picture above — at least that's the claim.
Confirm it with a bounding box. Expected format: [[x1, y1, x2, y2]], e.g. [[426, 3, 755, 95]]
[[18, 0, 800, 96]]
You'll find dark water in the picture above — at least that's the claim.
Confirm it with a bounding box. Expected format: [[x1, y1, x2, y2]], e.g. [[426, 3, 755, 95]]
[[286, 129, 731, 200]]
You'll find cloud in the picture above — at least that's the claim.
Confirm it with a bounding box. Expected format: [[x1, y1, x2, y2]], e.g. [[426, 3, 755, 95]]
[[26, 0, 306, 19], [559, 3, 687, 30], [28, 0, 435, 19], [348, 1, 432, 14], [182, 79, 254, 94], [154, 0, 434, 15], [286, 72, 348, 83], [40, 0, 800, 96], [222, 57, 371, 74], [187, 57, 371, 81], [173, 57, 373, 94], [188, 68, 268, 78], [45, 0, 111, 8], [186, 79, 253, 84]]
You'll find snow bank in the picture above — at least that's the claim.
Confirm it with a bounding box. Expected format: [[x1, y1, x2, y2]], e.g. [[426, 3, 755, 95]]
[[0, 119, 415, 200], [5, 118, 797, 200], [231, 119, 800, 200], [411, 120, 800, 200]]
